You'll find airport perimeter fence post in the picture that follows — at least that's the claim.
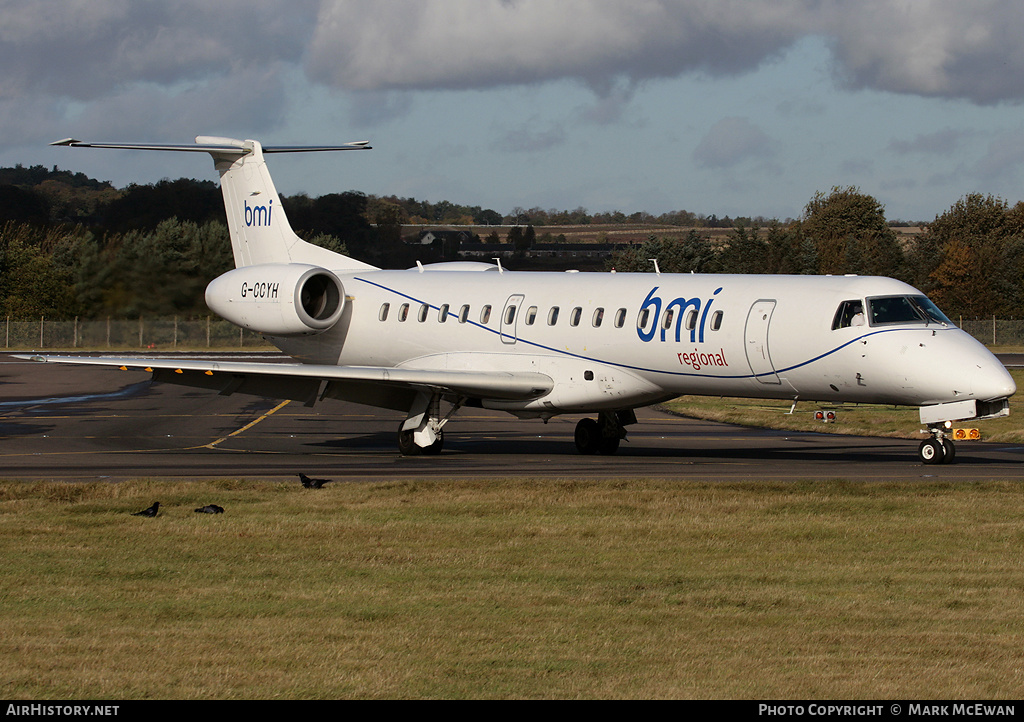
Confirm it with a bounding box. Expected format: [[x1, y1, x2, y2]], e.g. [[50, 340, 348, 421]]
[[960, 317, 1024, 346]]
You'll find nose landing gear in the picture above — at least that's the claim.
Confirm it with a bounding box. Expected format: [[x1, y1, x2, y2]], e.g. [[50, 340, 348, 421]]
[[919, 426, 956, 465]]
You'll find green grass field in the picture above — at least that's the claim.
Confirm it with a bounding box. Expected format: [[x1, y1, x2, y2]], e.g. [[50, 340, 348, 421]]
[[2, 478, 1023, 699]]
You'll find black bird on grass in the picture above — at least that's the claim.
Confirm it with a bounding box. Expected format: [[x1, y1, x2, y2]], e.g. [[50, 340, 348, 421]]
[[299, 473, 332, 489], [194, 504, 225, 514], [133, 502, 160, 517]]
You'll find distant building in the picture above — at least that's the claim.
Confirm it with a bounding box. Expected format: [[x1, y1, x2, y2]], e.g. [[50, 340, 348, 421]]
[[412, 229, 478, 257], [414, 229, 477, 245]]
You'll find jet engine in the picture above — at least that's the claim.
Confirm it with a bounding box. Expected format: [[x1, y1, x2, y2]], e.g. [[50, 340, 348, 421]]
[[205, 263, 345, 336]]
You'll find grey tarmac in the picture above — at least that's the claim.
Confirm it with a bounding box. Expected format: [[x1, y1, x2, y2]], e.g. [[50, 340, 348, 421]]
[[1, 353, 1022, 481]]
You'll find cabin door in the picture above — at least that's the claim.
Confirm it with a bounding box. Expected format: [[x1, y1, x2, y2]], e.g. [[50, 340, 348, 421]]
[[500, 294, 525, 344], [744, 299, 781, 384]]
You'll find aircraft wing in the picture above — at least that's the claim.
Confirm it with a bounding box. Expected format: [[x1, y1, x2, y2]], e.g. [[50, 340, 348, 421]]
[[17, 355, 553, 411]]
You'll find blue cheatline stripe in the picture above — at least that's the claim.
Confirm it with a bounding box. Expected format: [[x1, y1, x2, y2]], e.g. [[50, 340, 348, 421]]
[[353, 276, 928, 382]]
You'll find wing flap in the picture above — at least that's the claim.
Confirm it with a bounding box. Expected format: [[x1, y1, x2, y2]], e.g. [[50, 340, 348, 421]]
[[18, 355, 553, 405]]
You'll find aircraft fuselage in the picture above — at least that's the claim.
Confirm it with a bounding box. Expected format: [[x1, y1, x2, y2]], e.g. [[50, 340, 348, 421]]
[[272, 268, 1014, 418]]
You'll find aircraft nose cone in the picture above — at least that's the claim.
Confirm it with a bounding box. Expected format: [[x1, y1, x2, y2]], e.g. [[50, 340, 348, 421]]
[[924, 332, 1016, 404], [972, 361, 1016, 401]]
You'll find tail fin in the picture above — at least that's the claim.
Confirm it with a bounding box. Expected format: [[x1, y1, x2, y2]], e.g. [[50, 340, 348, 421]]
[[50, 136, 377, 271]]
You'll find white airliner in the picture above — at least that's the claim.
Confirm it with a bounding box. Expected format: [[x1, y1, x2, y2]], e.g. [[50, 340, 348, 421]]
[[29, 136, 1015, 464]]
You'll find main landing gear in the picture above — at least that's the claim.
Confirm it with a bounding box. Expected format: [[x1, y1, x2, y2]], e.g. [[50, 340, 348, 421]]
[[919, 426, 956, 465], [398, 424, 443, 455], [397, 402, 639, 456], [397, 392, 460, 456], [574, 410, 636, 455]]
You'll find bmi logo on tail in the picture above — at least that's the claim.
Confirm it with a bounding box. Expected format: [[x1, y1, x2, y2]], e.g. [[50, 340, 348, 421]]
[[244, 199, 272, 227]]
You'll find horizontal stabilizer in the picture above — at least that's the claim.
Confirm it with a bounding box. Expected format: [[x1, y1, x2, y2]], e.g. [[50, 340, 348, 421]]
[[50, 138, 371, 154]]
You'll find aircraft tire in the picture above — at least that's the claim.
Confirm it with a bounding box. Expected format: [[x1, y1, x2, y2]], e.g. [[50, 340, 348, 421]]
[[397, 425, 420, 456], [574, 418, 601, 454], [918, 438, 944, 465], [941, 438, 956, 464]]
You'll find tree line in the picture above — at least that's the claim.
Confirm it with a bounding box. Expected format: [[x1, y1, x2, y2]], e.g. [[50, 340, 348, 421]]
[[608, 187, 1024, 321], [1, 165, 1022, 321]]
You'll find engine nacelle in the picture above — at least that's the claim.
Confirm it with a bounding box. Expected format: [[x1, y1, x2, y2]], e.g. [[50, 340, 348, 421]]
[[205, 264, 345, 336]]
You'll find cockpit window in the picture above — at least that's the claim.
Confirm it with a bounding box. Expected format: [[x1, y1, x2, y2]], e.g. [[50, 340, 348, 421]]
[[832, 300, 866, 329], [913, 296, 955, 325], [867, 295, 953, 327]]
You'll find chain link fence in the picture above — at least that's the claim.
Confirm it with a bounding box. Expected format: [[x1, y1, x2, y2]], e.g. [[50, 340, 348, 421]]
[[2, 317, 273, 351], [958, 318, 1024, 347]]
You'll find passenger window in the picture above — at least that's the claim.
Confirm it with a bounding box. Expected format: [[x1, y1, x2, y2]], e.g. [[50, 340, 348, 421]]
[[459, 304, 470, 323], [548, 307, 560, 325], [398, 303, 409, 322], [505, 305, 517, 325], [418, 304, 429, 322], [637, 308, 650, 330], [614, 308, 626, 328], [711, 310, 723, 331], [685, 309, 697, 331], [439, 304, 449, 322], [525, 306, 538, 325], [480, 305, 492, 324], [832, 300, 866, 329], [570, 307, 582, 326], [662, 308, 674, 330], [592, 307, 604, 327], [379, 303, 390, 322]]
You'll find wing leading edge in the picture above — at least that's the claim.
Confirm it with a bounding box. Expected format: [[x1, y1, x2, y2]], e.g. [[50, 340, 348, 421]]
[[18, 355, 553, 411]]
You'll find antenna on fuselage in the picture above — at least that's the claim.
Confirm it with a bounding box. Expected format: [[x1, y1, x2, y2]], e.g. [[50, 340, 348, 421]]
[[649, 259, 661, 276], [493, 258, 504, 274]]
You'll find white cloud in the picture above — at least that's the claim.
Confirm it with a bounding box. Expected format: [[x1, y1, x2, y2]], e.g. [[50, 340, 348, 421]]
[[306, 0, 805, 93], [821, 0, 1024, 103], [304, 0, 1024, 105], [0, 1, 316, 99], [2, 0, 1023, 150]]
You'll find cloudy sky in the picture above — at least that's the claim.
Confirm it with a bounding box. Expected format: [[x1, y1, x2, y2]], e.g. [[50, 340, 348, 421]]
[[5, 0, 1024, 222]]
